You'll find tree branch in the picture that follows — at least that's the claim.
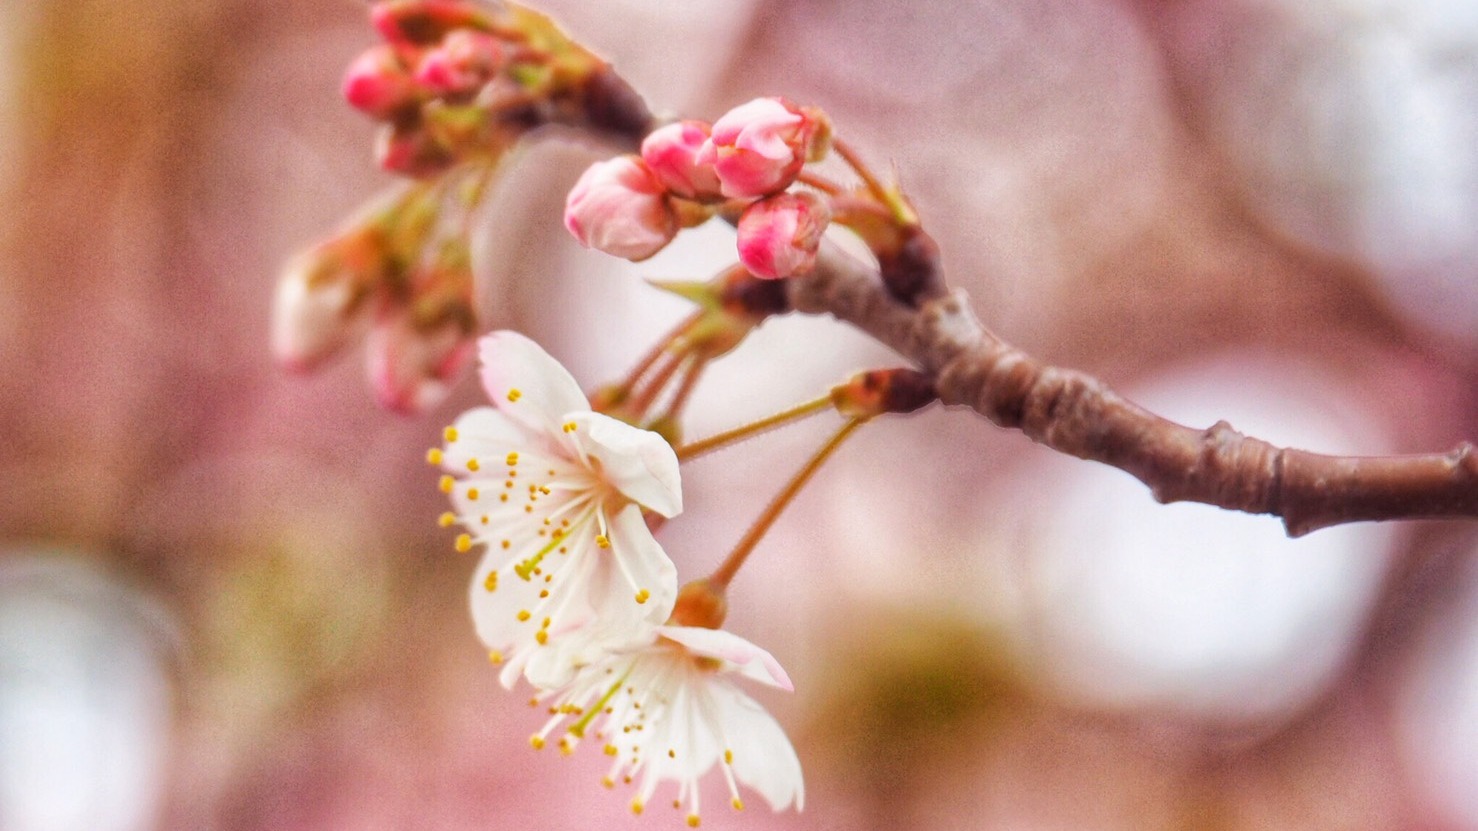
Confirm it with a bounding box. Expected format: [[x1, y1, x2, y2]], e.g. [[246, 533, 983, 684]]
[[528, 23, 1478, 536], [788, 244, 1478, 536]]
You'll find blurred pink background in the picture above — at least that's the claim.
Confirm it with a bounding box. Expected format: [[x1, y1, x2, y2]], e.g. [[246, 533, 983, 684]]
[[3, 1, 1478, 829]]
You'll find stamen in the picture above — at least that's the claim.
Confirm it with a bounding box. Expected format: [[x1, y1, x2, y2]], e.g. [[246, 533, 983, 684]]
[[507, 388, 522, 402], [467, 487, 480, 500], [506, 452, 519, 466], [438, 475, 454, 493], [635, 589, 650, 604], [454, 534, 472, 553], [467, 458, 481, 472], [483, 570, 498, 591], [426, 448, 444, 465], [443, 426, 459, 442], [437, 512, 456, 527]]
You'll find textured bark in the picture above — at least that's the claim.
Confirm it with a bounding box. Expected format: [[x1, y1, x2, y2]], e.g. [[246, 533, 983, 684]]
[[788, 244, 1478, 536]]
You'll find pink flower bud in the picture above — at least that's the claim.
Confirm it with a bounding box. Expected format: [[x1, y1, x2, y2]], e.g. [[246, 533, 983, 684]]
[[342, 45, 420, 120], [564, 156, 679, 261], [736, 192, 832, 280], [697, 97, 829, 199], [640, 121, 722, 200], [271, 245, 373, 373], [414, 30, 503, 95], [375, 122, 455, 178], [366, 314, 475, 414], [371, 0, 493, 46]]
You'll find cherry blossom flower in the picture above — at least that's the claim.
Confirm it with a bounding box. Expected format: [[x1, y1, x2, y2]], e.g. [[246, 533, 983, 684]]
[[437, 331, 682, 687], [564, 156, 679, 261], [529, 624, 804, 825], [736, 191, 832, 279], [696, 97, 829, 199], [640, 121, 723, 201]]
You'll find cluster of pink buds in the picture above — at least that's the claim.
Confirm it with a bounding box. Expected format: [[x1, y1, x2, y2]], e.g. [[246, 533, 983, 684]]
[[564, 97, 834, 279], [273, 186, 478, 414], [342, 1, 519, 176]]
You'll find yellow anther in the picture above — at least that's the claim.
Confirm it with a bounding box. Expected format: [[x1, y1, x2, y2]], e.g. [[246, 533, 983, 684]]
[[604, 744, 618, 756], [488, 650, 502, 664], [437, 512, 456, 528], [635, 589, 651, 604], [673, 800, 681, 809], [667, 749, 675, 759], [529, 735, 545, 750], [483, 571, 498, 592], [631, 801, 644, 816], [500, 494, 509, 502], [731, 798, 744, 811], [542, 617, 552, 628], [506, 480, 515, 489], [500, 539, 511, 550], [507, 388, 522, 402], [425, 448, 443, 465], [517, 610, 531, 622], [467, 487, 480, 501], [539, 589, 549, 598], [506, 452, 519, 466], [466, 458, 480, 472], [724, 749, 733, 764], [596, 535, 611, 549], [438, 475, 454, 494], [563, 422, 577, 433], [687, 814, 701, 827], [601, 776, 615, 789], [558, 738, 573, 756], [535, 630, 548, 645], [524, 505, 533, 514], [443, 426, 459, 442], [455, 534, 472, 553]]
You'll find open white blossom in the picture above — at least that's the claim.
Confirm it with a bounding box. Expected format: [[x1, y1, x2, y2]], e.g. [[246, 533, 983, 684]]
[[436, 331, 682, 688], [530, 624, 805, 826]]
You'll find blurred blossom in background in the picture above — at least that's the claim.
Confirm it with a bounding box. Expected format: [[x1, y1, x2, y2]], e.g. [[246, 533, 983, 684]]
[[2, 0, 1477, 829]]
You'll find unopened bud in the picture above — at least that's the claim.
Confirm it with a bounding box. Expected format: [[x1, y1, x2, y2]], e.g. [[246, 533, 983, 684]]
[[736, 191, 831, 280], [414, 29, 504, 96], [830, 368, 937, 418], [272, 238, 378, 372], [371, 0, 497, 46], [564, 155, 678, 261], [640, 121, 722, 201], [696, 97, 828, 199], [365, 313, 476, 414], [343, 45, 421, 120], [375, 121, 456, 178], [669, 579, 727, 630]]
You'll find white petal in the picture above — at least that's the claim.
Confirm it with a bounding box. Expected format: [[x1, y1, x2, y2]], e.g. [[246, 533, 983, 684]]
[[602, 504, 678, 624], [715, 682, 805, 811], [568, 412, 683, 517], [477, 331, 590, 436], [656, 625, 794, 691]]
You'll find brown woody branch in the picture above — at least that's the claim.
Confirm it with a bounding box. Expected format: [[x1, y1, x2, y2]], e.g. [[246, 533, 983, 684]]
[[566, 47, 1478, 537], [787, 244, 1478, 536]]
